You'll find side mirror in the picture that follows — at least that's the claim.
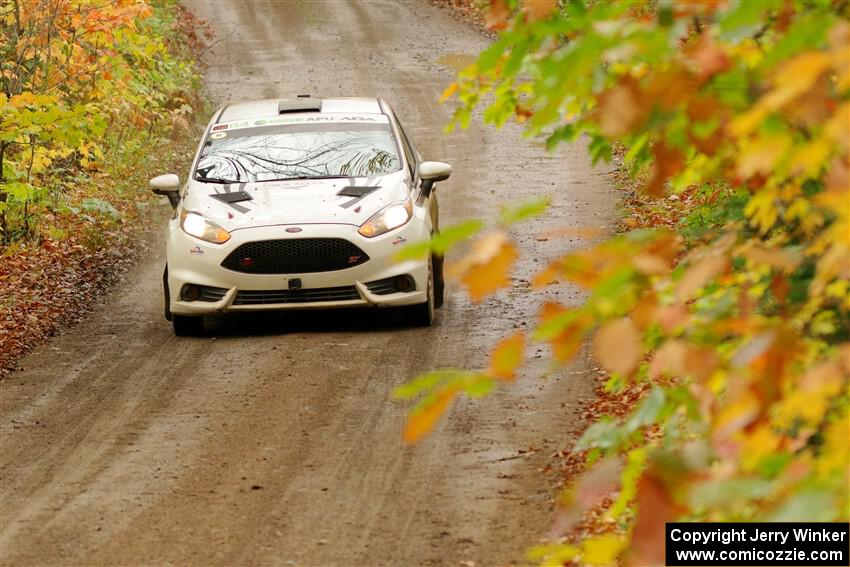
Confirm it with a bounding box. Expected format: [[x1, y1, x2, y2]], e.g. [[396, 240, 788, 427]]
[[149, 174, 181, 208], [418, 161, 452, 197], [419, 161, 452, 183]]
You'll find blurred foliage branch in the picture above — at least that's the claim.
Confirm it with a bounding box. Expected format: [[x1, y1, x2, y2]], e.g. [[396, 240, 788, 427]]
[[399, 0, 849, 564]]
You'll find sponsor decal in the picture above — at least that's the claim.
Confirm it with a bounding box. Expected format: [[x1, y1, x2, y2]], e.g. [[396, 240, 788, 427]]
[[210, 131, 227, 140], [189, 246, 204, 256], [392, 236, 407, 246], [285, 227, 303, 233], [348, 255, 362, 264], [212, 124, 229, 131], [221, 115, 387, 130]]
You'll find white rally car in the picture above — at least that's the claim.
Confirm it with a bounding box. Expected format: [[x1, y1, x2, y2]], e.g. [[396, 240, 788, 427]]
[[149, 96, 451, 336]]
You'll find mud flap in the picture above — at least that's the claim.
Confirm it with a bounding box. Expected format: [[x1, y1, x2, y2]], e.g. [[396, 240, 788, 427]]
[[163, 265, 172, 321], [432, 253, 445, 309]]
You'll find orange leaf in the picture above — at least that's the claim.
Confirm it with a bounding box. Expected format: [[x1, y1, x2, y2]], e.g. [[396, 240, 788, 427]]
[[489, 332, 525, 381], [403, 387, 460, 444], [632, 291, 658, 329], [523, 0, 557, 21], [739, 243, 802, 272], [531, 262, 560, 288], [625, 467, 685, 567], [596, 77, 645, 138], [485, 0, 510, 30], [631, 253, 670, 275], [593, 318, 643, 376], [439, 82, 459, 104], [450, 232, 518, 302], [645, 142, 684, 197], [689, 33, 730, 82], [645, 66, 695, 112], [656, 304, 690, 334], [539, 303, 591, 364], [557, 457, 623, 532], [675, 254, 729, 303], [649, 340, 689, 380]]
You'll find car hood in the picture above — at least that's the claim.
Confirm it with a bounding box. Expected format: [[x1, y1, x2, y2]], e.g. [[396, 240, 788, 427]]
[[182, 171, 409, 231]]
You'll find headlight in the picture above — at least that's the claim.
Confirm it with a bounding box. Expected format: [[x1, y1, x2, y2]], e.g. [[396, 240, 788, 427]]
[[358, 199, 413, 238], [180, 210, 231, 244]]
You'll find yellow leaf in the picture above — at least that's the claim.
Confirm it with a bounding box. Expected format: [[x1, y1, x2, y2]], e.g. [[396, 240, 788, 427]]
[[731, 51, 832, 137], [582, 534, 627, 566], [737, 134, 792, 178], [593, 318, 642, 376], [816, 414, 849, 480], [403, 387, 460, 444], [789, 138, 832, 177], [489, 332, 525, 381], [712, 390, 760, 442], [745, 187, 780, 234], [741, 423, 781, 471]]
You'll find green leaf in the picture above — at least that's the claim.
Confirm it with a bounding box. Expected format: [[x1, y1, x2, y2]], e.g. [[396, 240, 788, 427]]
[[393, 369, 467, 399], [499, 196, 551, 225], [576, 418, 622, 451], [394, 219, 484, 260]]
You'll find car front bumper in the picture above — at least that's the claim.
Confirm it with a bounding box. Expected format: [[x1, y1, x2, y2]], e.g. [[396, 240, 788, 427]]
[[166, 220, 429, 316]]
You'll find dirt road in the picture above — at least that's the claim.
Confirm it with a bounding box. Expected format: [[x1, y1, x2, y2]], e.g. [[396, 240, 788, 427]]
[[0, 1, 616, 565]]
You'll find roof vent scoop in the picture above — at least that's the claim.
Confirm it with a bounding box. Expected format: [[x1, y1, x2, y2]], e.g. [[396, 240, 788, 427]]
[[278, 97, 321, 114]]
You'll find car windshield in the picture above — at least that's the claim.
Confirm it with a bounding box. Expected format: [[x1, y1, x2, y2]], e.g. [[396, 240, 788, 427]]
[[194, 122, 401, 183]]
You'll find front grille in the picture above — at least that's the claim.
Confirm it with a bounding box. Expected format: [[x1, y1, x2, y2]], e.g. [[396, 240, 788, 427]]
[[221, 238, 369, 274], [233, 285, 360, 305]]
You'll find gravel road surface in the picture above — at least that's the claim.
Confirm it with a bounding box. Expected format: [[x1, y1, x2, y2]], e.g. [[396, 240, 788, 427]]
[[0, 1, 616, 565]]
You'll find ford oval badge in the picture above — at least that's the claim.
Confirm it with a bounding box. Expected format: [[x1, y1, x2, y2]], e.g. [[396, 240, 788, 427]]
[[285, 227, 303, 233]]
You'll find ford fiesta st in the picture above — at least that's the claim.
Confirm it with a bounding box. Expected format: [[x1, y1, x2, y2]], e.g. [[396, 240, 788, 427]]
[[149, 96, 451, 336]]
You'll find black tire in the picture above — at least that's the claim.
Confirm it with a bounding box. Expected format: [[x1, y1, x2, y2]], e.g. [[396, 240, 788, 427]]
[[432, 253, 445, 309], [163, 265, 172, 322], [406, 255, 435, 327], [172, 314, 204, 336]]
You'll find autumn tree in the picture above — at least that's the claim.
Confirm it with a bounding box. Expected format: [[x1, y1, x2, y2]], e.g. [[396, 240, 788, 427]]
[[0, 0, 198, 243]]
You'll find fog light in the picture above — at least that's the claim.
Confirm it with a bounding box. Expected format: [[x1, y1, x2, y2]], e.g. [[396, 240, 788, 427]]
[[181, 284, 201, 301], [393, 275, 414, 292]]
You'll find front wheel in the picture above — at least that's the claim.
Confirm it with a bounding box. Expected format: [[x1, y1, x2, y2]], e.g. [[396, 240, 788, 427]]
[[405, 255, 435, 327], [172, 314, 204, 336]]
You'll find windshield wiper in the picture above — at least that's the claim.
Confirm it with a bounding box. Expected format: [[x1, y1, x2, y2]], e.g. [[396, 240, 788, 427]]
[[195, 176, 241, 184], [258, 175, 351, 182]]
